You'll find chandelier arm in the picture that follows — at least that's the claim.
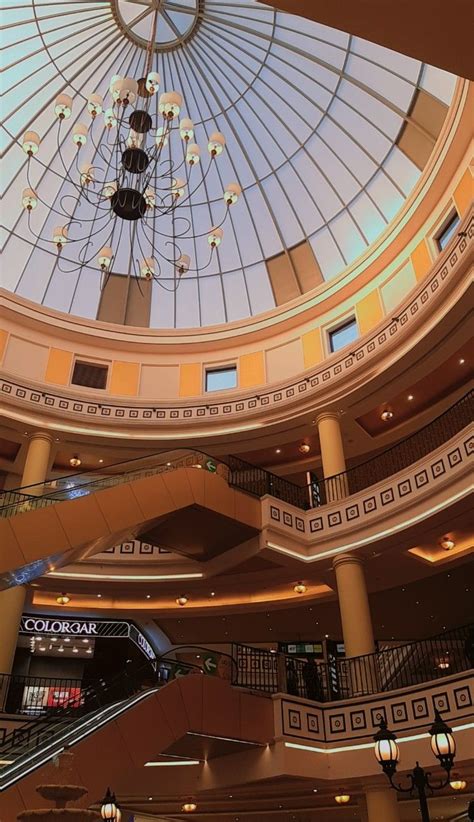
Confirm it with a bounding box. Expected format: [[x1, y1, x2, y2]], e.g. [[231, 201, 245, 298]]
[[86, 123, 115, 167], [25, 159, 84, 221], [59, 193, 112, 222], [55, 122, 87, 198]]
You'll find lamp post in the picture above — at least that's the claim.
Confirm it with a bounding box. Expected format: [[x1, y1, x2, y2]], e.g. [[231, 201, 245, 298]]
[[373, 711, 456, 822]]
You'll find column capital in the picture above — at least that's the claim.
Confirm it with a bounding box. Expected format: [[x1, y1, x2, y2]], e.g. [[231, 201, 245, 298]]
[[314, 410, 342, 426], [332, 552, 364, 571], [28, 431, 55, 444]]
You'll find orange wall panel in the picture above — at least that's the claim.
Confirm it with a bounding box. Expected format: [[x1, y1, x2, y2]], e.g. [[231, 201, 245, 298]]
[[179, 362, 202, 397], [239, 351, 265, 388], [453, 168, 473, 216], [356, 289, 383, 335], [411, 239, 433, 282], [302, 328, 323, 369], [109, 361, 140, 396], [0, 330, 7, 364], [45, 348, 73, 385]]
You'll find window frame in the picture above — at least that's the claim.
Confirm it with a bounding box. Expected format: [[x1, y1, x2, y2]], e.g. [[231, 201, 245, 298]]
[[71, 358, 109, 390], [205, 364, 238, 393], [327, 315, 359, 354], [434, 209, 460, 252]]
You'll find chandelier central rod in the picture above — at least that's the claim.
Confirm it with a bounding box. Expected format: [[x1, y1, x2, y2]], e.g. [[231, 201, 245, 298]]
[[144, 1, 161, 78]]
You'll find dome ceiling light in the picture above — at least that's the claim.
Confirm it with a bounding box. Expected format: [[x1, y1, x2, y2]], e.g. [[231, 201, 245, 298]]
[[56, 593, 71, 605], [439, 536, 455, 550], [21, 5, 240, 295], [69, 455, 82, 467], [293, 582, 307, 594], [176, 595, 189, 606], [334, 792, 350, 804], [380, 409, 394, 422]]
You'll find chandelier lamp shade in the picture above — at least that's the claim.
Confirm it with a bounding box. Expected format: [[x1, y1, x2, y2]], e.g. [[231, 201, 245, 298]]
[[21, 6, 241, 295]]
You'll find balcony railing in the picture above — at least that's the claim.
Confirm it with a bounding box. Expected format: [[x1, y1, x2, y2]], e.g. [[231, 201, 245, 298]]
[[0, 391, 471, 517], [232, 624, 474, 701]]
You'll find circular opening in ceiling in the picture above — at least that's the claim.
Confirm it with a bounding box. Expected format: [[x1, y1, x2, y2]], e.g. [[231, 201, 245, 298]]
[[113, 0, 202, 52]]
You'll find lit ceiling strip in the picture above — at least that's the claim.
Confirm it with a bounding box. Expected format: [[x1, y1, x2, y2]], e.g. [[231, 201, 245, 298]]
[[284, 722, 474, 754], [47, 571, 203, 580]]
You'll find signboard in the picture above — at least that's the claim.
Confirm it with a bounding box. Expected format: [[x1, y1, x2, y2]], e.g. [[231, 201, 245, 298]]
[[279, 642, 324, 658], [20, 616, 156, 661]]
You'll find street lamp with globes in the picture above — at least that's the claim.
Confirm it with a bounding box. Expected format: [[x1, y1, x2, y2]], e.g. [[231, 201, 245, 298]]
[[373, 711, 456, 822]]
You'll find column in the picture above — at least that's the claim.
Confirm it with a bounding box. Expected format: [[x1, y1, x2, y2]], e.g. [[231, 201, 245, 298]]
[[333, 554, 375, 657], [21, 432, 53, 494], [366, 788, 400, 822], [0, 586, 26, 709], [315, 411, 347, 500], [333, 553, 376, 696]]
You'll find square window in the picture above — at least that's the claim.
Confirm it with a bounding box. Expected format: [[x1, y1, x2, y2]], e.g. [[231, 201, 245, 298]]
[[205, 366, 237, 392], [329, 317, 359, 353], [435, 211, 460, 251]]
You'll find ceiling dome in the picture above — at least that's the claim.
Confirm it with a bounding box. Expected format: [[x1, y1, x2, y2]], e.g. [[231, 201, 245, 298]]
[[2, 0, 457, 327]]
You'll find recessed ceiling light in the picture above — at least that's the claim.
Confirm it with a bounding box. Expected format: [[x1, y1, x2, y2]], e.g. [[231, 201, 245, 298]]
[[99, 458, 104, 463], [439, 536, 455, 551], [146, 594, 151, 599], [459, 358, 465, 364], [210, 591, 216, 597], [380, 409, 394, 422], [97, 594, 102, 598], [275, 448, 281, 454], [298, 442, 310, 454], [73, 648, 79, 654], [176, 595, 189, 606], [407, 394, 414, 401], [39, 646, 46, 652]]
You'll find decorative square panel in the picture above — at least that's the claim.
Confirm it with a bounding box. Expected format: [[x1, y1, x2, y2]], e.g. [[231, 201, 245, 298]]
[[236, 403, 244, 411], [87, 405, 97, 414], [367, 342, 375, 353], [307, 713, 319, 734], [210, 407, 218, 415], [129, 410, 138, 418], [270, 507, 280, 522], [415, 470, 429, 489], [197, 408, 205, 416], [412, 697, 429, 720], [283, 512, 293, 527], [350, 710, 366, 731], [322, 371, 330, 381], [447, 448, 462, 467], [288, 709, 301, 730], [431, 459, 446, 479], [115, 409, 125, 417], [59, 400, 68, 409], [454, 686, 472, 710], [397, 479, 412, 497], [295, 517, 304, 532], [2, 385, 12, 394], [17, 389, 26, 399], [345, 358, 353, 367], [286, 388, 295, 397], [370, 706, 387, 727], [410, 303, 418, 314], [298, 382, 307, 392], [184, 409, 192, 417], [346, 504, 359, 521], [400, 313, 408, 324], [380, 488, 395, 505], [310, 517, 323, 532], [378, 333, 387, 344], [390, 324, 397, 335], [356, 351, 364, 360], [464, 436, 474, 456], [328, 511, 342, 527], [329, 714, 346, 733], [440, 265, 449, 278], [120, 542, 134, 554], [261, 396, 270, 405], [274, 393, 282, 402], [334, 365, 342, 375], [311, 377, 319, 386], [391, 703, 408, 723], [432, 692, 450, 714], [157, 411, 165, 418], [223, 405, 232, 413], [363, 497, 377, 514], [248, 400, 257, 408], [101, 407, 111, 415], [421, 291, 429, 303], [45, 397, 54, 406], [139, 543, 153, 554], [431, 279, 439, 292], [31, 392, 41, 402]]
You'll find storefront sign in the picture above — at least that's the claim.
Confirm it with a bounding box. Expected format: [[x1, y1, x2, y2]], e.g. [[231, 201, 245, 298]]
[[20, 616, 156, 661]]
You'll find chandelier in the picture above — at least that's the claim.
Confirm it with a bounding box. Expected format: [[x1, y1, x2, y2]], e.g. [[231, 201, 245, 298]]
[[21, 5, 241, 292]]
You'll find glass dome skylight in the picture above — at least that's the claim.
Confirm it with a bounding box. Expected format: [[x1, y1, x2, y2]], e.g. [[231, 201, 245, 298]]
[[2, 0, 457, 328]]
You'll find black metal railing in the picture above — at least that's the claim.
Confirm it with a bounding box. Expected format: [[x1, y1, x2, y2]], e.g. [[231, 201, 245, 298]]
[[232, 624, 474, 701], [0, 672, 88, 716], [317, 389, 472, 503]]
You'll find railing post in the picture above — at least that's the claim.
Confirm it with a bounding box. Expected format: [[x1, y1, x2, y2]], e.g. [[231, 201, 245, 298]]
[[276, 653, 287, 694]]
